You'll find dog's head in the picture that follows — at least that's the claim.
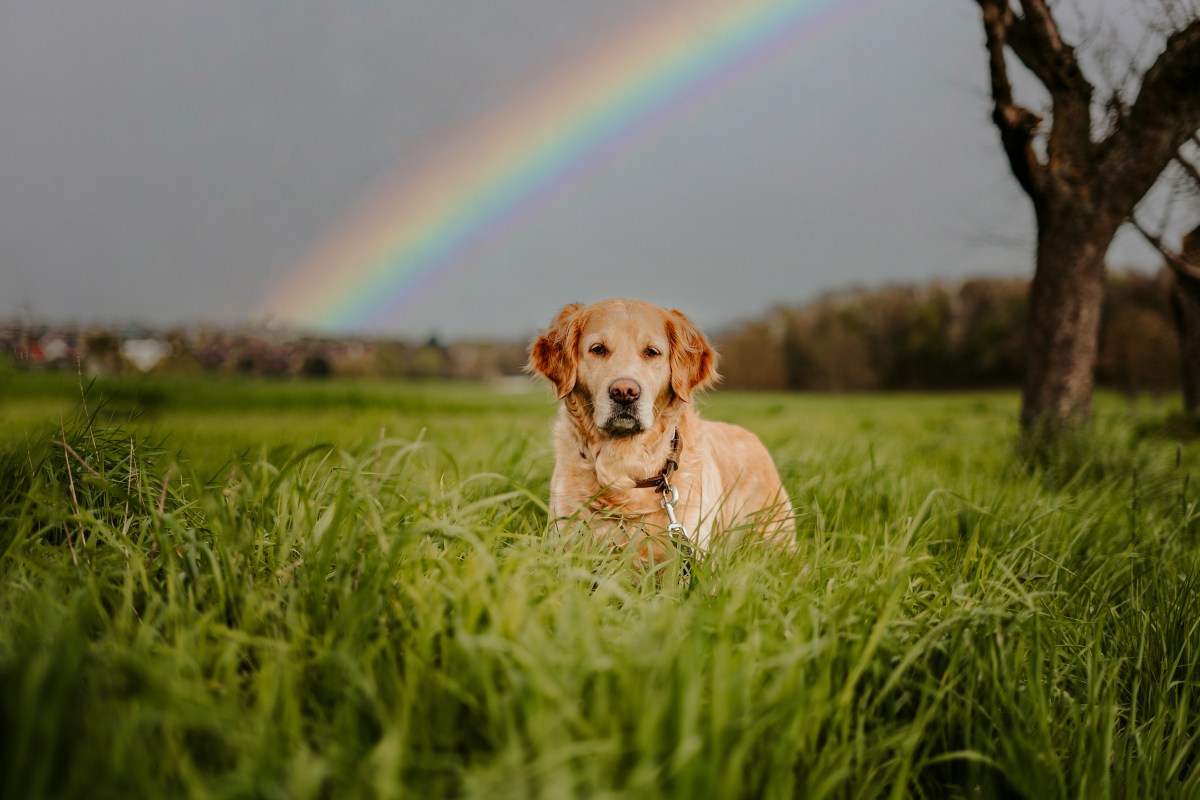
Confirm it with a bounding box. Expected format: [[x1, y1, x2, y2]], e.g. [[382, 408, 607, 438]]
[[528, 299, 718, 435]]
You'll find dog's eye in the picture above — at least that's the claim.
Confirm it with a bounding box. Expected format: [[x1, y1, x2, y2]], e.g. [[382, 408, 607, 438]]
[[644, 347, 662, 358], [589, 343, 608, 356]]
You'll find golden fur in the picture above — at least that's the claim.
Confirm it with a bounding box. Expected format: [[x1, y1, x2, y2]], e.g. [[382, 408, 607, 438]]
[[528, 298, 795, 557]]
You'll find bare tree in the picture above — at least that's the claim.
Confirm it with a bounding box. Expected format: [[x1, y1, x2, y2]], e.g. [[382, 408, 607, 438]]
[[1129, 133, 1200, 414], [1135, 219, 1200, 413], [972, 0, 1200, 437]]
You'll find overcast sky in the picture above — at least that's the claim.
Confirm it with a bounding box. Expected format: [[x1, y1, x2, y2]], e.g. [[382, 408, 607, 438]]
[[0, 1, 1175, 340]]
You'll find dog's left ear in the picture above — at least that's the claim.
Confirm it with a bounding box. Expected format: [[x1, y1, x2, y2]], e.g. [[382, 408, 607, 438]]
[[666, 309, 718, 402], [527, 303, 584, 399]]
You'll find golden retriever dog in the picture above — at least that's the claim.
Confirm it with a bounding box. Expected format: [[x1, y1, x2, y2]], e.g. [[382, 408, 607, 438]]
[[528, 298, 795, 561]]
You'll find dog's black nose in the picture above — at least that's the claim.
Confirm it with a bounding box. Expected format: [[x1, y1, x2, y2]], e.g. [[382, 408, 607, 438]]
[[609, 380, 641, 405]]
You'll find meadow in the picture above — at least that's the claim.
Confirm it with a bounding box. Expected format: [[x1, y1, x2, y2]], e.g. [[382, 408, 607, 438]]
[[1, 370, 1198, 798]]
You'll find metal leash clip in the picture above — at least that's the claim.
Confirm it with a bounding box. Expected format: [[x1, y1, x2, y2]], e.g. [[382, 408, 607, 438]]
[[660, 482, 694, 582]]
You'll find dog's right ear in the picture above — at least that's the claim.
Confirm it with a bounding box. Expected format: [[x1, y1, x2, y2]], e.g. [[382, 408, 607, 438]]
[[666, 308, 718, 402], [527, 303, 584, 399]]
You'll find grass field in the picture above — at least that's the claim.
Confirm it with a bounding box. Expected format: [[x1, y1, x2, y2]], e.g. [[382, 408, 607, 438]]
[[1, 370, 1198, 798]]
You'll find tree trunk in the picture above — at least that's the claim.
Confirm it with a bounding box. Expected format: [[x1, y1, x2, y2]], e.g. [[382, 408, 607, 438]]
[[1171, 228, 1200, 417], [1020, 207, 1119, 433], [972, 2, 1200, 442], [1170, 276, 1200, 416]]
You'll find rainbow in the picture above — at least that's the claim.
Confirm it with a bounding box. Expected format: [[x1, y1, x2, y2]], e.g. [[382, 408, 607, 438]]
[[261, 0, 876, 332]]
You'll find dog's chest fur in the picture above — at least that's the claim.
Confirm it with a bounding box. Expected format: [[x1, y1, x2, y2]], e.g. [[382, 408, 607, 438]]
[[548, 403, 720, 548]]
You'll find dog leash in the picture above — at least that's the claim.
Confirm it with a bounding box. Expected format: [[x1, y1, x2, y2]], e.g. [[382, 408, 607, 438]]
[[659, 479, 694, 581], [620, 429, 695, 582], [653, 433, 694, 582]]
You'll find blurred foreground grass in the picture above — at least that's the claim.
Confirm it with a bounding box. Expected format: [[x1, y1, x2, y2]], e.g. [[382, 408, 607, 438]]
[[1, 372, 1198, 798]]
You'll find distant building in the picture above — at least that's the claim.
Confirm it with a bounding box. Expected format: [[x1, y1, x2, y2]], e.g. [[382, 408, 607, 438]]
[[121, 339, 171, 372]]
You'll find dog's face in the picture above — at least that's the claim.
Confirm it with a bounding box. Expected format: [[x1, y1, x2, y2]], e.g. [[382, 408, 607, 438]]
[[529, 299, 717, 435]]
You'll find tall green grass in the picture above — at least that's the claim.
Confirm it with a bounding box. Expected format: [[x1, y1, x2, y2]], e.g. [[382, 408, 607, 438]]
[[0, 377, 1198, 797]]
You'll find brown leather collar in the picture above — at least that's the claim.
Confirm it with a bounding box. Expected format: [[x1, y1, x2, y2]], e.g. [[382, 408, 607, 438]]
[[631, 429, 681, 492]]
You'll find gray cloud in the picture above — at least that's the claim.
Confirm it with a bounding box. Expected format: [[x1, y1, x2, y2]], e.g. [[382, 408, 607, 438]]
[[0, 1, 1166, 339]]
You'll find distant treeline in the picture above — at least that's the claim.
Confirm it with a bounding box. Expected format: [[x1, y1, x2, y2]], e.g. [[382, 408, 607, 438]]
[[716, 271, 1179, 395], [7, 271, 1181, 392], [1, 322, 530, 383]]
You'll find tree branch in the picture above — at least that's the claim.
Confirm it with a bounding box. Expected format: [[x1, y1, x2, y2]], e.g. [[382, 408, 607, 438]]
[[1008, 0, 1096, 172], [975, 0, 1046, 199], [1007, 0, 1091, 95], [1176, 135, 1200, 188], [1128, 213, 1200, 281], [1101, 18, 1200, 217]]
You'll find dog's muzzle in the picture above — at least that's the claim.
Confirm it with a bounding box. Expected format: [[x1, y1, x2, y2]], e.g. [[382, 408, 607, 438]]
[[601, 378, 645, 433]]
